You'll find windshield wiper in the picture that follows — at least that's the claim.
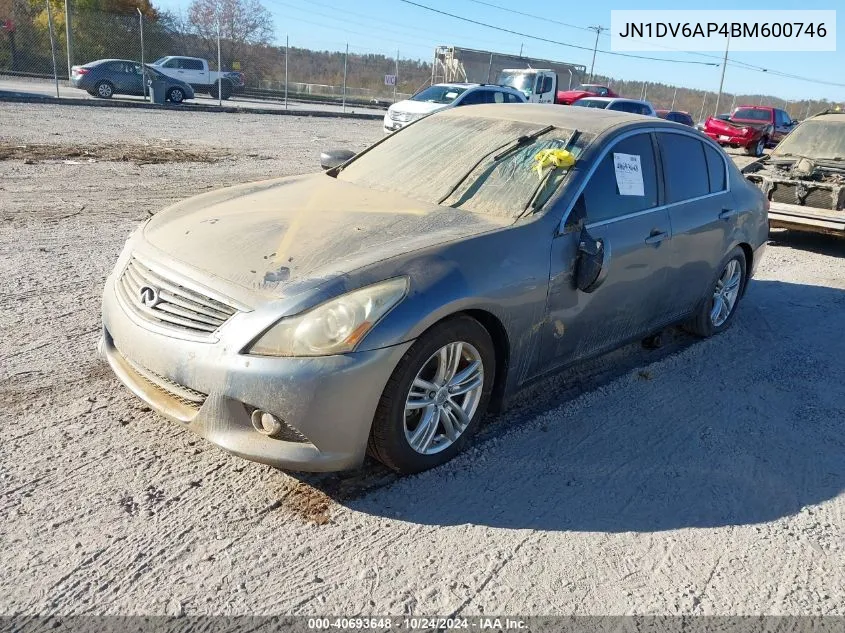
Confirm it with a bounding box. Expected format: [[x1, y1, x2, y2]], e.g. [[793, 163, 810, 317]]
[[493, 125, 555, 161], [437, 125, 555, 204]]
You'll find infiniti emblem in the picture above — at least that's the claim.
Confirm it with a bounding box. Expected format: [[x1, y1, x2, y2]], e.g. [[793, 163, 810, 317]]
[[139, 285, 161, 308]]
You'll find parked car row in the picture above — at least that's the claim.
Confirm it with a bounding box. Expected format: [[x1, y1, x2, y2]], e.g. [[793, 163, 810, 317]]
[[71, 55, 245, 104]]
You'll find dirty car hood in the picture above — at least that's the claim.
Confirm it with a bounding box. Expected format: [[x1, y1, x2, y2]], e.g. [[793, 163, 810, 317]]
[[143, 174, 509, 297]]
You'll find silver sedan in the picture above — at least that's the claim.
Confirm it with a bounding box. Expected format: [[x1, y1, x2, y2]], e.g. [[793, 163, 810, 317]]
[[100, 104, 768, 474]]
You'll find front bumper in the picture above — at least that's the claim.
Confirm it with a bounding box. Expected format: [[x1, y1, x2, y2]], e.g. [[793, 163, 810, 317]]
[[769, 201, 845, 236], [100, 272, 413, 472]]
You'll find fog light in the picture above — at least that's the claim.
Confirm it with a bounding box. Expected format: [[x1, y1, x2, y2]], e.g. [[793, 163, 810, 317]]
[[251, 409, 283, 437]]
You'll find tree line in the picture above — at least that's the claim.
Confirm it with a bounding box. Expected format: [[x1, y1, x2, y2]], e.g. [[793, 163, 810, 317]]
[[0, 0, 835, 116]]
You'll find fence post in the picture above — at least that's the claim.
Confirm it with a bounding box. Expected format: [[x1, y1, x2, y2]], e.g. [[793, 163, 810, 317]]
[[285, 35, 288, 110], [64, 0, 73, 80], [671, 87, 677, 110], [487, 53, 493, 83], [394, 49, 398, 104], [216, 10, 222, 106], [137, 8, 145, 100], [342, 43, 348, 113], [45, 0, 60, 97]]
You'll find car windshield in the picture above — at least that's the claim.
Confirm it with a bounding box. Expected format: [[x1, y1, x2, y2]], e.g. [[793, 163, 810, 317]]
[[771, 119, 845, 161], [733, 108, 770, 121], [572, 99, 608, 109], [337, 115, 593, 218], [499, 74, 534, 94], [411, 86, 467, 104]]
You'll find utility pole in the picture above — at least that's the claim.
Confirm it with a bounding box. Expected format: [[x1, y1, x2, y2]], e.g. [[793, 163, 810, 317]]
[[137, 8, 145, 100], [519, 43, 523, 57], [713, 35, 729, 116], [698, 92, 708, 123], [670, 87, 677, 110], [587, 25, 606, 82], [63, 0, 73, 79]]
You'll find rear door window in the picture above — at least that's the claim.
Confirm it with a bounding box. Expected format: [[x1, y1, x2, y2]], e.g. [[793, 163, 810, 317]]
[[459, 90, 488, 106], [580, 133, 659, 224], [184, 59, 204, 71], [657, 133, 710, 202], [703, 143, 727, 192]]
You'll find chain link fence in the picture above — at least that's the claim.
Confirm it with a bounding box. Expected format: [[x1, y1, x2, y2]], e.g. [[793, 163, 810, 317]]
[[0, 1, 433, 108]]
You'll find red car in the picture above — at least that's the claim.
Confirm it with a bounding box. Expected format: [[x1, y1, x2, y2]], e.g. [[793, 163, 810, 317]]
[[704, 105, 798, 157], [557, 83, 619, 105]]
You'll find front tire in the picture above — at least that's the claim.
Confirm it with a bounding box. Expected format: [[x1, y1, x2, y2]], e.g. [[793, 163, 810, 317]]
[[368, 316, 495, 474], [684, 246, 747, 338]]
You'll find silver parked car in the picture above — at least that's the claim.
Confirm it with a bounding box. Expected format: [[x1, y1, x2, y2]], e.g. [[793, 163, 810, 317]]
[[100, 105, 768, 474]]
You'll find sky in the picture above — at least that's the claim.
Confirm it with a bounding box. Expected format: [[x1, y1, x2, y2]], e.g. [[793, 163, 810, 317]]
[[154, 0, 845, 103]]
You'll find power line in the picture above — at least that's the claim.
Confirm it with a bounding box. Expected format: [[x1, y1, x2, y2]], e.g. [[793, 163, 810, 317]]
[[461, 0, 845, 89], [463, 0, 592, 33], [397, 0, 719, 66]]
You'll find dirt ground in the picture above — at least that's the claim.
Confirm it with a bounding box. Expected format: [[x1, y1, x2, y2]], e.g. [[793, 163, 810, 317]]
[[1, 103, 843, 616]]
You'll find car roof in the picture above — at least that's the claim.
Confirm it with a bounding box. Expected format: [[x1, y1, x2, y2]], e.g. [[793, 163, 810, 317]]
[[436, 103, 664, 133], [88, 59, 136, 65], [810, 112, 845, 122], [578, 97, 651, 105]]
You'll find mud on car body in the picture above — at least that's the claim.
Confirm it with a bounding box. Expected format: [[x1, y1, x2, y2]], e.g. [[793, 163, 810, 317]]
[[101, 105, 768, 474]]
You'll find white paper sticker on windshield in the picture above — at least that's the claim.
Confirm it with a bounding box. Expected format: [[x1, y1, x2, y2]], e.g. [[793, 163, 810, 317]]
[[613, 153, 644, 196]]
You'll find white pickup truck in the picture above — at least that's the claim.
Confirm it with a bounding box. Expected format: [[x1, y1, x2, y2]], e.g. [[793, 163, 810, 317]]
[[150, 56, 244, 100]]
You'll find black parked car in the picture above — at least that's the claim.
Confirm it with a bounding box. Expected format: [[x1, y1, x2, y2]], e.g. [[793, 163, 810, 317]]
[[656, 110, 695, 126], [70, 59, 195, 103]]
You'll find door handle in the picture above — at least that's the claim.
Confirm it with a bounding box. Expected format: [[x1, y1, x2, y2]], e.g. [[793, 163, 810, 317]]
[[719, 208, 738, 220], [644, 230, 668, 245]]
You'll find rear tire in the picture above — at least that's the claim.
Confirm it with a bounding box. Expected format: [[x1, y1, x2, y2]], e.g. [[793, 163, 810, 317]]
[[368, 316, 495, 474], [747, 136, 766, 157], [209, 80, 232, 100], [94, 81, 114, 99], [684, 246, 747, 338]]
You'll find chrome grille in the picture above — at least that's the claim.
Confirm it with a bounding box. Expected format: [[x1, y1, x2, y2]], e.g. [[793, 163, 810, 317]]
[[125, 356, 207, 412], [118, 256, 237, 336]]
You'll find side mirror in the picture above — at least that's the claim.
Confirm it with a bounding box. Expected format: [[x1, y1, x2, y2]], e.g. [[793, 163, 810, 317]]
[[320, 149, 355, 170], [574, 229, 609, 293]]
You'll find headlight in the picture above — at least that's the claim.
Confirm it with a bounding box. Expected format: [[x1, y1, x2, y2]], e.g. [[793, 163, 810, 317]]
[[246, 277, 408, 357]]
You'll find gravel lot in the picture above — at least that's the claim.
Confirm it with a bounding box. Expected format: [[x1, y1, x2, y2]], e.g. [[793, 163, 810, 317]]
[[1, 103, 843, 617]]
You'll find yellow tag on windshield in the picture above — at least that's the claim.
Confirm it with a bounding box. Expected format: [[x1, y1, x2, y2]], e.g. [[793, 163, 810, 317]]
[[532, 148, 576, 180]]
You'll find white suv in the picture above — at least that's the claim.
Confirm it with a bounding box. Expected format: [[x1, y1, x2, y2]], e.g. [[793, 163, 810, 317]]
[[384, 83, 526, 133]]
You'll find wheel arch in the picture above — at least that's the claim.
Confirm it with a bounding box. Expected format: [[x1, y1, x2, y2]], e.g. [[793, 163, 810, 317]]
[[461, 309, 510, 413]]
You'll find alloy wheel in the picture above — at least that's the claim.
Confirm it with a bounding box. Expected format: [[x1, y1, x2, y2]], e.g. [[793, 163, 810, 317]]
[[710, 258, 742, 327], [403, 341, 484, 455]]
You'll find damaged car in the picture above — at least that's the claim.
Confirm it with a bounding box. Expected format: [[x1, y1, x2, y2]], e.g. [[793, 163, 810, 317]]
[[742, 110, 845, 236], [100, 105, 768, 474]]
